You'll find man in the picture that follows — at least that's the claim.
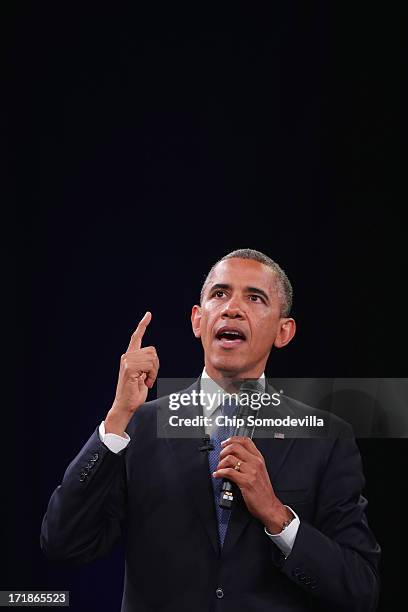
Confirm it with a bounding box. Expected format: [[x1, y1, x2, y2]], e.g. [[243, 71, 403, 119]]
[[41, 249, 380, 611]]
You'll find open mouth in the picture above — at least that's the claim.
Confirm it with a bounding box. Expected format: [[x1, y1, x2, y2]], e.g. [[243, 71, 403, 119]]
[[215, 327, 247, 348]]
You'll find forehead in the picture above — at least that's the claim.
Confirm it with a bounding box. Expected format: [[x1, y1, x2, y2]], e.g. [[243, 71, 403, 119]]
[[209, 258, 278, 294]]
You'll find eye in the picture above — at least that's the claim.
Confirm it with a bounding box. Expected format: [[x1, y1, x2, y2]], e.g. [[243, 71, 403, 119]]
[[213, 290, 226, 298], [248, 294, 264, 303]]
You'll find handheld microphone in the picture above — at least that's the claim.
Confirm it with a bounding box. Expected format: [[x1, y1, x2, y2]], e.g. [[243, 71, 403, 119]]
[[219, 380, 261, 509]]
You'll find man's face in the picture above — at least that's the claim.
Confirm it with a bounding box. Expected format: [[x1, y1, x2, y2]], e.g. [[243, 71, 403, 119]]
[[191, 258, 296, 380]]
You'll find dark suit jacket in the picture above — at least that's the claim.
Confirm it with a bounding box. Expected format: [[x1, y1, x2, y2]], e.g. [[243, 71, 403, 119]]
[[41, 379, 380, 611]]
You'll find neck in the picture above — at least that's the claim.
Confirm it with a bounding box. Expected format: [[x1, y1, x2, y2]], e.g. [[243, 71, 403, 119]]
[[204, 361, 264, 393]]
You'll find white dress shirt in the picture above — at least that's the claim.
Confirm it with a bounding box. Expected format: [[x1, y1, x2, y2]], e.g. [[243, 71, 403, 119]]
[[100, 369, 300, 558]]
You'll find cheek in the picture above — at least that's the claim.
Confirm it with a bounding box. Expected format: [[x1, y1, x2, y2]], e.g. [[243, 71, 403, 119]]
[[205, 300, 219, 313], [252, 319, 277, 345], [199, 309, 215, 339], [200, 305, 224, 343], [202, 302, 220, 321]]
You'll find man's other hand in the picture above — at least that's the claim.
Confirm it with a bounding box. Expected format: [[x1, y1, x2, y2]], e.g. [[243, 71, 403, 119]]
[[104, 311, 159, 436]]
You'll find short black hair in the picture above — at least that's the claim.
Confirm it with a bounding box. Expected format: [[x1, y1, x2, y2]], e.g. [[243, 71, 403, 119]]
[[200, 248, 293, 317]]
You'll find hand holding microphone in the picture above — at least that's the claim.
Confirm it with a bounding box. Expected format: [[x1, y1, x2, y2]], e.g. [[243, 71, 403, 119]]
[[213, 381, 293, 533], [217, 380, 259, 509]]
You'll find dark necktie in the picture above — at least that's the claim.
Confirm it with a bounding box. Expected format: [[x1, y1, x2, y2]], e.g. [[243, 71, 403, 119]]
[[207, 398, 238, 547]]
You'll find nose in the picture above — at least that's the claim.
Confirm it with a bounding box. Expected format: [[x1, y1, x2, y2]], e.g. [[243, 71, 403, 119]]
[[221, 296, 245, 319]]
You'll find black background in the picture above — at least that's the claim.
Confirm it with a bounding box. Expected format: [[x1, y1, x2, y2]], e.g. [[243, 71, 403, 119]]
[[6, 3, 406, 610]]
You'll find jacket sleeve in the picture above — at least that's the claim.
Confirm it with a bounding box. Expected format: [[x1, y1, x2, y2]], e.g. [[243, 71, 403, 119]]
[[270, 435, 381, 611], [40, 428, 127, 565]]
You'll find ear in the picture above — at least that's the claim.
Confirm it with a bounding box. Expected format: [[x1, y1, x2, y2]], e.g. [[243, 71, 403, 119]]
[[273, 318, 296, 349], [191, 304, 202, 338]]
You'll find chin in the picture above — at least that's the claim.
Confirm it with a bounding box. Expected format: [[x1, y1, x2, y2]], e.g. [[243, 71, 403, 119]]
[[209, 357, 245, 375]]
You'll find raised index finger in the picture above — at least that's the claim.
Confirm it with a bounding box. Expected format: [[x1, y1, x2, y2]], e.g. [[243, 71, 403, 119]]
[[127, 311, 152, 352]]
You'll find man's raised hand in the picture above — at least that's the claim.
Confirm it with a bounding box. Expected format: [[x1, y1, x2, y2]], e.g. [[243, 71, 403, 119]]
[[104, 312, 159, 436]]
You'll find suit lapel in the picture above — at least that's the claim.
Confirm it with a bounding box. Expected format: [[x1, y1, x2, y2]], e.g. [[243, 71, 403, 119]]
[[162, 379, 220, 555]]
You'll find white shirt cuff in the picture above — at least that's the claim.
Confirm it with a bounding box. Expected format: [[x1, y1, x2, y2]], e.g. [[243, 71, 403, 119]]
[[264, 505, 300, 558], [99, 421, 130, 454]]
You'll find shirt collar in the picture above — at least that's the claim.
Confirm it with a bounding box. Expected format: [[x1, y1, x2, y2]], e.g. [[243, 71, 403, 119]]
[[200, 367, 266, 417]]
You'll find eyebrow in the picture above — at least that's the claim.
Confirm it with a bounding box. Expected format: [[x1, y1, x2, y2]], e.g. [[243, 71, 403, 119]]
[[209, 283, 270, 303]]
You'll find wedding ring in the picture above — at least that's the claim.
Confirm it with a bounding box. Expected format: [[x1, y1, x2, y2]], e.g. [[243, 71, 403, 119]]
[[234, 461, 241, 471]]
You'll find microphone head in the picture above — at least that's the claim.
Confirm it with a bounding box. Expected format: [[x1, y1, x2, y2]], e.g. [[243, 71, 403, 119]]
[[239, 378, 264, 394], [237, 379, 264, 418], [230, 379, 264, 437]]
